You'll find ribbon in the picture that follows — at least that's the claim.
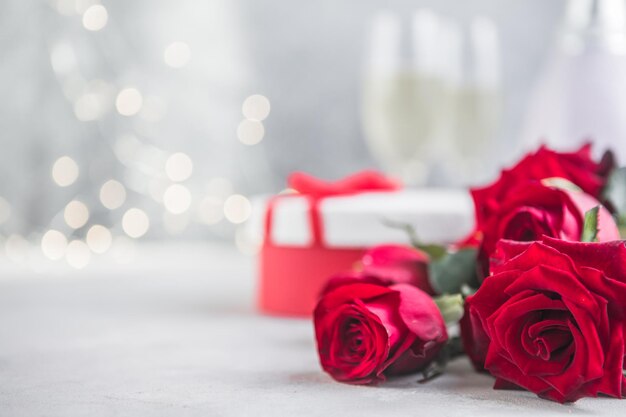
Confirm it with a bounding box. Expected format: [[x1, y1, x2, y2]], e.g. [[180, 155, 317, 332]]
[[265, 170, 400, 247]]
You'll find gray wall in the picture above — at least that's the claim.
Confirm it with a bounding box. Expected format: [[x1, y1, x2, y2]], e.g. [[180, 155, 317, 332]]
[[0, 0, 566, 239]]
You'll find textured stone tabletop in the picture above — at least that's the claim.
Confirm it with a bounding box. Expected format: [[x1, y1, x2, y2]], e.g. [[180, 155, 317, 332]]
[[0, 243, 624, 416]]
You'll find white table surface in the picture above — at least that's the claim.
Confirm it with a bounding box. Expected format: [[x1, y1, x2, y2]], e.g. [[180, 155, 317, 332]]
[[1, 243, 624, 416]]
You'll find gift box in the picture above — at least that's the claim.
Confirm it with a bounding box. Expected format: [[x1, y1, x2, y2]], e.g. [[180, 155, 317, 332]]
[[250, 172, 474, 316]]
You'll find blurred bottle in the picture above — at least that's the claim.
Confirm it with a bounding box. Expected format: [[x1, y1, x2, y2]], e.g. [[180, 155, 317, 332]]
[[522, 0, 626, 162]]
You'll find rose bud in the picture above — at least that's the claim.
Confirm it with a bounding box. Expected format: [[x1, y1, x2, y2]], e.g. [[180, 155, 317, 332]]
[[470, 144, 611, 227], [476, 180, 619, 276], [463, 237, 626, 403], [320, 245, 433, 297], [361, 245, 434, 294], [314, 282, 447, 384]]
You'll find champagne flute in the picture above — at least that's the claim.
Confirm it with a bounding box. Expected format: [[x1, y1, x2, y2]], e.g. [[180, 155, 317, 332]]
[[361, 10, 443, 186], [447, 16, 502, 186]]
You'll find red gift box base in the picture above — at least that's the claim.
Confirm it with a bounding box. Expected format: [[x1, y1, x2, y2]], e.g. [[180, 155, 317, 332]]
[[258, 244, 364, 316]]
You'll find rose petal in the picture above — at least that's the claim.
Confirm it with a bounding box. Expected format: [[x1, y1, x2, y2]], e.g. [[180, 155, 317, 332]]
[[362, 244, 429, 267], [493, 241, 574, 278], [539, 319, 601, 400], [315, 283, 396, 315], [542, 237, 626, 282], [577, 267, 626, 320], [363, 293, 405, 358], [461, 300, 491, 371], [488, 291, 566, 371], [505, 265, 600, 321], [390, 284, 447, 344], [585, 320, 625, 398], [490, 240, 533, 274], [321, 272, 390, 296]]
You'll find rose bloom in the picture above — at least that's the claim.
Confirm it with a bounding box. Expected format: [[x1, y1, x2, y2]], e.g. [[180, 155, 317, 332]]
[[322, 244, 433, 296], [314, 282, 447, 384], [471, 144, 613, 226], [475, 181, 619, 275], [463, 237, 626, 402]]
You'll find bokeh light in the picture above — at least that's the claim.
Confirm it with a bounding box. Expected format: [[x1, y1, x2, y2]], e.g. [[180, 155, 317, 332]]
[[237, 120, 265, 145], [122, 208, 150, 238], [50, 42, 77, 75], [223, 194, 251, 224], [66, 240, 91, 269], [86, 225, 112, 254], [52, 156, 79, 187], [242, 94, 271, 121], [115, 87, 143, 116], [41, 230, 67, 260], [82, 4, 108, 31], [163, 41, 191, 68], [99, 180, 126, 209], [163, 184, 192, 214], [165, 152, 193, 182], [64, 200, 89, 229]]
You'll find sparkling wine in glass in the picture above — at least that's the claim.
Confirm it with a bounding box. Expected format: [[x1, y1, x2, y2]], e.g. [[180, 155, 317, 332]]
[[361, 10, 443, 186]]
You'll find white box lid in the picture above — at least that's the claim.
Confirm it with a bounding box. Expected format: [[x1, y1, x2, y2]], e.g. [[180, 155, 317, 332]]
[[247, 188, 474, 248]]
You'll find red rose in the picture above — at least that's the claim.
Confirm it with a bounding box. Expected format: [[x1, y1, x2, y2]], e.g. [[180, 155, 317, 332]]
[[476, 181, 619, 275], [314, 282, 447, 384], [321, 245, 433, 296], [471, 144, 611, 226], [463, 237, 626, 402]]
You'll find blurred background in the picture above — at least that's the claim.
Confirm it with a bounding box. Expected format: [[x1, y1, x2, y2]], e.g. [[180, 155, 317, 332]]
[[2, 0, 625, 271]]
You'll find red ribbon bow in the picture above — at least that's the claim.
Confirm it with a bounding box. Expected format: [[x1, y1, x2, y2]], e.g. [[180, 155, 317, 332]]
[[266, 170, 400, 247], [287, 170, 400, 198]]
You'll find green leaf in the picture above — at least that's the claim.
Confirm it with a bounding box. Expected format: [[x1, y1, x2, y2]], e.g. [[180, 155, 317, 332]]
[[415, 243, 447, 261], [604, 167, 626, 215], [434, 294, 464, 324], [428, 248, 479, 295], [617, 214, 626, 240], [581, 206, 599, 242], [605, 168, 626, 239]]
